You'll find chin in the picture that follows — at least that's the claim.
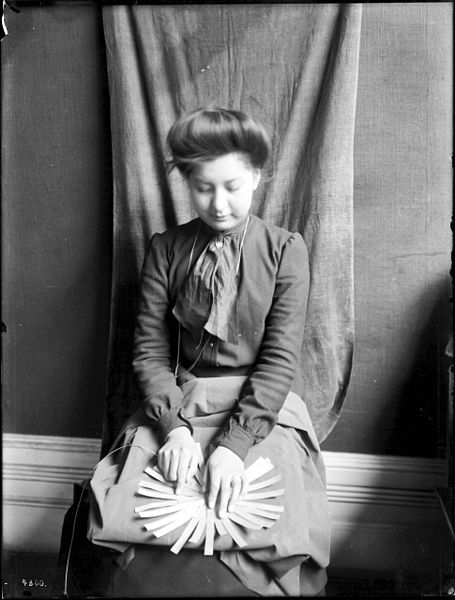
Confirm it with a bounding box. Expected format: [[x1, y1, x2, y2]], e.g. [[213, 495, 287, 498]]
[[205, 217, 232, 230], [211, 221, 230, 230]]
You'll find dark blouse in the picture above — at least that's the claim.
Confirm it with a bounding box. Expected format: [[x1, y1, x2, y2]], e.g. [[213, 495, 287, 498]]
[[132, 214, 310, 460]]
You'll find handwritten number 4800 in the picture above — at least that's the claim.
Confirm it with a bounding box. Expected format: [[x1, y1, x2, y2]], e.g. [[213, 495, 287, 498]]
[[21, 579, 46, 587]]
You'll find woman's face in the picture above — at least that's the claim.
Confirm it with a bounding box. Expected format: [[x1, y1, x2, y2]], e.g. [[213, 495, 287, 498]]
[[188, 152, 260, 231]]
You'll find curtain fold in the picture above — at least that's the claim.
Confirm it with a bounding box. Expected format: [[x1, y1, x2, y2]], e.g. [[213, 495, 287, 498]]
[[101, 4, 362, 455]]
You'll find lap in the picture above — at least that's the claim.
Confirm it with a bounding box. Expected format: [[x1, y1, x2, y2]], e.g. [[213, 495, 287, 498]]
[[82, 378, 330, 595], [60, 486, 258, 598]]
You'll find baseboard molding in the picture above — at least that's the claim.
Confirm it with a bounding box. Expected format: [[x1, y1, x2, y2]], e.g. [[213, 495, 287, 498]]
[[3, 434, 452, 574]]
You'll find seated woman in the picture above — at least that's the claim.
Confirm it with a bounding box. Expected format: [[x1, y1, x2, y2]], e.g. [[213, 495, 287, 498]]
[[62, 107, 330, 597]]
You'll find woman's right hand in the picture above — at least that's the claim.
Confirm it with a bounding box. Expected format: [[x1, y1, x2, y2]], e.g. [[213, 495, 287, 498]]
[[158, 426, 201, 494]]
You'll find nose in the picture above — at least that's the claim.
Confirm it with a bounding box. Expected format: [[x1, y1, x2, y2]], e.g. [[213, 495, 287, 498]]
[[211, 187, 228, 214]]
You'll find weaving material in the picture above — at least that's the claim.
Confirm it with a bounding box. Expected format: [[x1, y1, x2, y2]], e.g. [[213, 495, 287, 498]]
[[135, 455, 283, 556]]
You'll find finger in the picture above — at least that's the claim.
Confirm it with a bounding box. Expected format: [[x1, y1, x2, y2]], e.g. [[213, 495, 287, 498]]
[[217, 477, 231, 519], [207, 469, 221, 510], [175, 452, 190, 495], [167, 449, 179, 482], [158, 449, 170, 480], [228, 477, 242, 513]]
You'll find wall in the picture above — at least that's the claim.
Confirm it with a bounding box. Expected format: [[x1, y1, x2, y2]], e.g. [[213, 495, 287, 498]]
[[323, 2, 452, 457], [1, 4, 453, 456], [2, 3, 112, 438]]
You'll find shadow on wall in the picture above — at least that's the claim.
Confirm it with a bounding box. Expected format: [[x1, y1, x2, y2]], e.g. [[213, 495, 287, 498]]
[[384, 275, 452, 458], [327, 274, 453, 592]]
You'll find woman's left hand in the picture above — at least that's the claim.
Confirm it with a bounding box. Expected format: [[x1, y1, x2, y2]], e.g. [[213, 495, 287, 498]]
[[203, 446, 247, 519]]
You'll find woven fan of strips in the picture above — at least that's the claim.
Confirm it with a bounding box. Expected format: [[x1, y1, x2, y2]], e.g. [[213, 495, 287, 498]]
[[135, 448, 284, 556]]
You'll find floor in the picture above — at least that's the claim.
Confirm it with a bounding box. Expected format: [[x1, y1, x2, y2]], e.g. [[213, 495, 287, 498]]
[[2, 552, 63, 599], [2, 551, 453, 598]]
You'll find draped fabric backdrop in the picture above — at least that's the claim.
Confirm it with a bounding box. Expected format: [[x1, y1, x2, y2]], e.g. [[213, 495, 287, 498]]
[[101, 4, 362, 456]]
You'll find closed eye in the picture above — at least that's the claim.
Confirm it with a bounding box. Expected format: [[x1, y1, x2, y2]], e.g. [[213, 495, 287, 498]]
[[194, 184, 212, 193]]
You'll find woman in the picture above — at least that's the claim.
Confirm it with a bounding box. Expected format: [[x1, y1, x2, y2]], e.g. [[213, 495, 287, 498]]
[[81, 107, 330, 597]]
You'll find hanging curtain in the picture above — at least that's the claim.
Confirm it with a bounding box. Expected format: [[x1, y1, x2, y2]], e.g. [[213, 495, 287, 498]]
[[101, 3, 362, 455]]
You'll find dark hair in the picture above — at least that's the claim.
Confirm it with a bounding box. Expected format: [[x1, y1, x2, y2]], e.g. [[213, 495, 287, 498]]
[[167, 107, 271, 177]]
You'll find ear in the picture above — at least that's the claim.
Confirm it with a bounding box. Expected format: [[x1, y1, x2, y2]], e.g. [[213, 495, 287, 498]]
[[252, 169, 261, 191]]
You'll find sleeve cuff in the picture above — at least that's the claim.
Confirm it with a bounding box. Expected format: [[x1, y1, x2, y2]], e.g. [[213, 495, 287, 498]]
[[152, 407, 193, 443], [216, 422, 255, 461]]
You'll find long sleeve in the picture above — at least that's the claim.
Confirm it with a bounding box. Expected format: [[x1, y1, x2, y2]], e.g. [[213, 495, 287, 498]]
[[132, 233, 191, 441], [216, 233, 310, 460]]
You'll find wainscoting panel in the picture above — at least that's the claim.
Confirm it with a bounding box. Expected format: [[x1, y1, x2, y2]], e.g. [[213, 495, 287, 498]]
[[3, 435, 451, 574]]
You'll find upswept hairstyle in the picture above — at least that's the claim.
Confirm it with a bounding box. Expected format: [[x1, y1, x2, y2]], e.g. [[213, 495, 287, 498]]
[[167, 107, 271, 178]]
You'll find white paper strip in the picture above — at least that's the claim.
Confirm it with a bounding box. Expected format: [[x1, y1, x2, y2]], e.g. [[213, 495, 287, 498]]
[[243, 488, 284, 501], [188, 509, 207, 544], [221, 518, 247, 548], [236, 505, 281, 521], [246, 474, 282, 492], [170, 506, 204, 555], [136, 456, 284, 553], [237, 500, 284, 512], [245, 457, 274, 483], [144, 466, 167, 483], [139, 479, 175, 494], [176, 486, 202, 498], [138, 502, 200, 519], [144, 509, 190, 532], [227, 512, 263, 530], [135, 499, 179, 512], [214, 518, 228, 536], [152, 510, 195, 538], [204, 509, 216, 555], [137, 488, 177, 499]]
